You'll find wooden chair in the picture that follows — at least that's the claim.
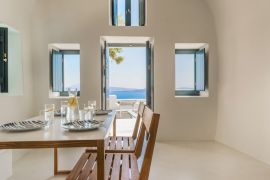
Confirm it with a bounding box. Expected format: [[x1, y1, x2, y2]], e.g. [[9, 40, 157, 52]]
[[66, 106, 160, 180], [54, 102, 145, 175], [91, 102, 145, 153]]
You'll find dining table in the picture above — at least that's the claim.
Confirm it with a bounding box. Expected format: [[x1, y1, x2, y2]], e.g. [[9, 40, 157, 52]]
[[0, 111, 116, 180]]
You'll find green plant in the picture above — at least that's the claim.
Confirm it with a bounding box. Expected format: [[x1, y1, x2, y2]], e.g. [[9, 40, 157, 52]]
[[109, 48, 124, 64]]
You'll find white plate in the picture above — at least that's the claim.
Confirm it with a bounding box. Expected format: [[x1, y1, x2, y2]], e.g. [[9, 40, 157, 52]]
[[62, 120, 101, 131], [0, 120, 47, 132]]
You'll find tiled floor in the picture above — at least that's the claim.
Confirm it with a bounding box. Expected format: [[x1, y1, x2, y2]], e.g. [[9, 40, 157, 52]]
[[8, 118, 270, 180]]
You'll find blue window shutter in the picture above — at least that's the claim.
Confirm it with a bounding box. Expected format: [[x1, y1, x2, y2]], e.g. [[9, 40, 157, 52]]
[[195, 49, 205, 91], [146, 41, 153, 109], [0, 27, 8, 93], [112, 0, 118, 26], [139, 0, 145, 26], [125, 0, 131, 26], [52, 50, 63, 92]]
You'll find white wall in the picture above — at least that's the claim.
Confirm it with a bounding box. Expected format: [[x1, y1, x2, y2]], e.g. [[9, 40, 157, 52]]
[[207, 0, 270, 165], [32, 0, 218, 141], [0, 0, 35, 123], [3, 0, 270, 170], [0, 0, 36, 172]]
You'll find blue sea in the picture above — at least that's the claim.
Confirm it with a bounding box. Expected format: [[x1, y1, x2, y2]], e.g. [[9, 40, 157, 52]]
[[109, 89, 146, 99]]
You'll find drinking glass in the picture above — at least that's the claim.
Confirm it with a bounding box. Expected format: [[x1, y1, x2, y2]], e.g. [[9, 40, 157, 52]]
[[79, 109, 87, 121], [88, 100, 97, 110], [40, 104, 55, 127], [60, 101, 68, 118], [45, 104, 55, 121], [83, 104, 94, 120]]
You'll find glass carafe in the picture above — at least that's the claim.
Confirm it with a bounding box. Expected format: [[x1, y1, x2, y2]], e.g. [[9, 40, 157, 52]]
[[66, 89, 79, 121]]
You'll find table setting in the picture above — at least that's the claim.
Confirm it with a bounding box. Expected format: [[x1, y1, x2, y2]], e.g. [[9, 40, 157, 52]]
[[0, 90, 116, 180], [0, 89, 116, 180], [0, 89, 112, 133]]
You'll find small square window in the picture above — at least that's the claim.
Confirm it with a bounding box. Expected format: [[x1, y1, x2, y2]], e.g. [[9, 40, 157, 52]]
[[49, 44, 80, 97], [110, 0, 146, 26], [175, 43, 208, 97]]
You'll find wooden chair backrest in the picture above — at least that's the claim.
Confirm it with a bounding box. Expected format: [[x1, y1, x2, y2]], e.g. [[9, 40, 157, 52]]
[[132, 102, 145, 139], [134, 106, 160, 180]]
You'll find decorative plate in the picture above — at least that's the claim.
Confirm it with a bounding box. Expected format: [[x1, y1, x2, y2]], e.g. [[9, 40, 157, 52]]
[[62, 120, 101, 131], [0, 120, 47, 132], [95, 110, 112, 115]]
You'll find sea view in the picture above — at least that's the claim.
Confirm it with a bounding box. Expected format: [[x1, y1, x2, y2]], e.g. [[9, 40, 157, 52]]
[[109, 87, 146, 99]]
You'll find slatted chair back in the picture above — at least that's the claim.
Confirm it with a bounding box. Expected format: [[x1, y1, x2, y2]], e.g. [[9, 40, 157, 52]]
[[134, 106, 160, 180], [66, 106, 159, 180], [132, 102, 145, 139]]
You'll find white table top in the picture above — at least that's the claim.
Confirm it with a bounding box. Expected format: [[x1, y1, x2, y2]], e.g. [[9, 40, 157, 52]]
[[0, 112, 115, 143]]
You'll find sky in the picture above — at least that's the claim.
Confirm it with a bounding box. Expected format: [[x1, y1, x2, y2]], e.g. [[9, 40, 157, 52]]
[[109, 47, 146, 89], [175, 54, 195, 90], [62, 50, 196, 92], [117, 0, 139, 26], [64, 54, 80, 91], [62, 51, 195, 92]]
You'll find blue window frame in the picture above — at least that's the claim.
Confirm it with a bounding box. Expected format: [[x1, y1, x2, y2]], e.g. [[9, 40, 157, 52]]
[[50, 50, 80, 96], [175, 49, 207, 96], [111, 0, 145, 26]]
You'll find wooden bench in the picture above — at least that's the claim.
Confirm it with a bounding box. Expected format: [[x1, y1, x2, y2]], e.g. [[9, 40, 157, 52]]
[[67, 106, 160, 180]]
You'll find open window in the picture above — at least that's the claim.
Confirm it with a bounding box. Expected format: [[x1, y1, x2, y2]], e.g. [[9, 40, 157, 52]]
[[175, 43, 209, 97], [110, 0, 146, 26], [101, 36, 154, 110], [49, 43, 80, 97]]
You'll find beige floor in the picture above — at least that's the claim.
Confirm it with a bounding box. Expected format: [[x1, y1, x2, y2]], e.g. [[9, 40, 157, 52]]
[[8, 118, 270, 180], [8, 141, 270, 180]]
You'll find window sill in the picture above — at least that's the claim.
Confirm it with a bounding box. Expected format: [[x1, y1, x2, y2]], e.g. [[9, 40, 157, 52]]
[[49, 96, 69, 99], [175, 91, 209, 98], [49, 92, 80, 99], [49, 96, 81, 99]]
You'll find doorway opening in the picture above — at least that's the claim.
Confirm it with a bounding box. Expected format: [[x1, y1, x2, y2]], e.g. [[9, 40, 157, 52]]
[[101, 36, 154, 117]]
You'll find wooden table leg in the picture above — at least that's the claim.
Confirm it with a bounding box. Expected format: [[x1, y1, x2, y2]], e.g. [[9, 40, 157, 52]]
[[97, 140, 105, 180], [54, 148, 71, 175], [54, 148, 58, 175]]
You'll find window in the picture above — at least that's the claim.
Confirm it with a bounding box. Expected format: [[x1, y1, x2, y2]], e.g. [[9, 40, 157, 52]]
[[0, 27, 8, 93], [50, 44, 80, 97], [100, 36, 154, 110], [175, 47, 208, 96], [111, 0, 146, 26], [0, 24, 23, 96]]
